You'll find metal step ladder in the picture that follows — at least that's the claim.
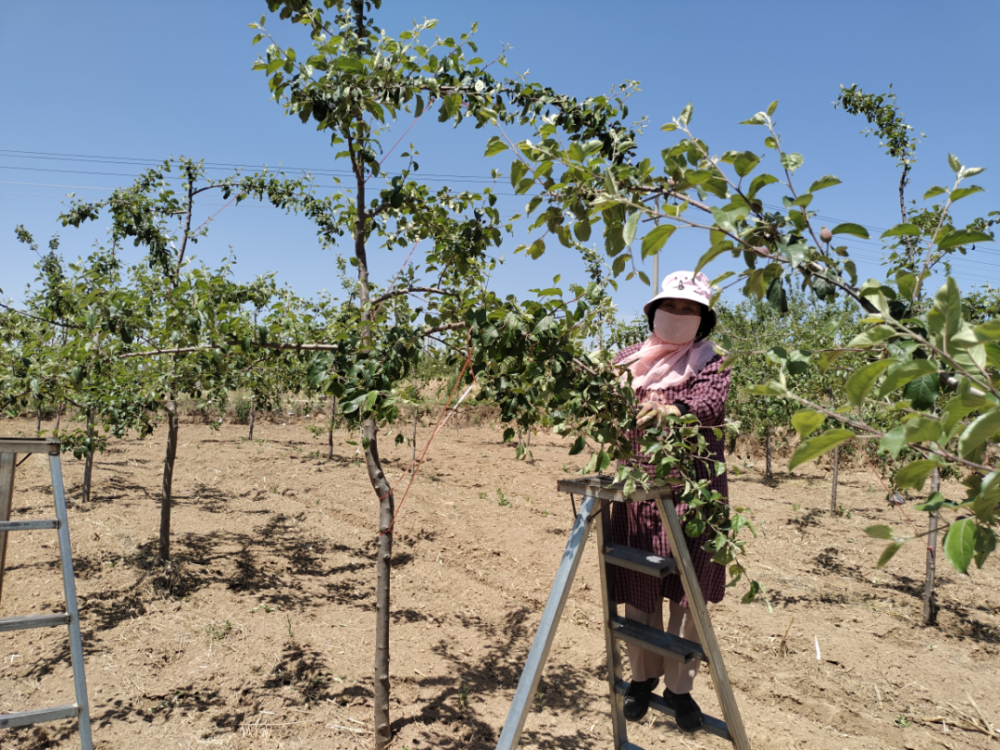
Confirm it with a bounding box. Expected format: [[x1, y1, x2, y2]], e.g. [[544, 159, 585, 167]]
[[0, 438, 94, 749], [495, 475, 750, 750]]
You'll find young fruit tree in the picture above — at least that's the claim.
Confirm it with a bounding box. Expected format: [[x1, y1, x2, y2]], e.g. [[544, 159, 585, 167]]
[[251, 3, 757, 744], [55, 158, 346, 561], [487, 92, 999, 610]]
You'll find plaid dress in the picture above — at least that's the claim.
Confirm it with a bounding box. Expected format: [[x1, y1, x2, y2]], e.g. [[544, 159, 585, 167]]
[[611, 344, 732, 611]]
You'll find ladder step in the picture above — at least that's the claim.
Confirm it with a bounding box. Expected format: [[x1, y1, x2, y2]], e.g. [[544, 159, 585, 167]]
[[615, 680, 730, 740], [0, 703, 79, 729], [603, 543, 677, 578], [0, 613, 71, 633], [0, 519, 59, 531], [610, 614, 705, 663]]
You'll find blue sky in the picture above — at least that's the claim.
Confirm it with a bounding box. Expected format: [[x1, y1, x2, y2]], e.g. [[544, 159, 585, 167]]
[[2, 0, 999, 320]]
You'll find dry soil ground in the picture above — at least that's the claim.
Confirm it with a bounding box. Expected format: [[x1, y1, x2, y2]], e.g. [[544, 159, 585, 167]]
[[0, 416, 998, 750]]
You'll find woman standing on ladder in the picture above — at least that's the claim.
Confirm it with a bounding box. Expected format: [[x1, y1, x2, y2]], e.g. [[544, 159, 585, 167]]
[[613, 270, 731, 733]]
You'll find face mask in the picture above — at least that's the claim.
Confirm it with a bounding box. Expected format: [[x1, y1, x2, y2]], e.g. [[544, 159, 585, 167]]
[[653, 308, 701, 345]]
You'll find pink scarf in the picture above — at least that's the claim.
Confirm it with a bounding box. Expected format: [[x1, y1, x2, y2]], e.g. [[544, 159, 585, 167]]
[[621, 336, 717, 391]]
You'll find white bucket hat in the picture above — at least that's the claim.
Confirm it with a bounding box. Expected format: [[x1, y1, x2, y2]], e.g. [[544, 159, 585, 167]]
[[642, 271, 713, 317]]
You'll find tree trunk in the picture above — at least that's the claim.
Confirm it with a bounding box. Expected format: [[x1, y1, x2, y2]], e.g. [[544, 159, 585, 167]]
[[248, 394, 255, 441], [368, 417, 395, 747], [54, 401, 64, 432], [35, 409, 41, 437], [411, 407, 417, 474], [922, 468, 941, 626], [82, 409, 95, 504], [344, 55, 395, 743], [328, 397, 336, 460], [160, 398, 179, 563], [829, 446, 839, 512], [764, 430, 772, 482]]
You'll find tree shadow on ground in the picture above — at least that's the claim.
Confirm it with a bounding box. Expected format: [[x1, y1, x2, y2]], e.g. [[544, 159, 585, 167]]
[[0, 677, 228, 749], [766, 546, 1000, 645], [390, 604, 608, 749]]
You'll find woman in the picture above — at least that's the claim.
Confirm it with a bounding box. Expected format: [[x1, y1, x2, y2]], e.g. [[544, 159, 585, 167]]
[[612, 270, 731, 732]]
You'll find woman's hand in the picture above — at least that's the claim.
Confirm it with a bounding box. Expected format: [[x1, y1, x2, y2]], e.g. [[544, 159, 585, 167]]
[[636, 401, 682, 428]]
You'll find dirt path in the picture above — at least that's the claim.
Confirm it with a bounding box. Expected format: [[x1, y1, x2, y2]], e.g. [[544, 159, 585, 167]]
[[1, 418, 997, 750]]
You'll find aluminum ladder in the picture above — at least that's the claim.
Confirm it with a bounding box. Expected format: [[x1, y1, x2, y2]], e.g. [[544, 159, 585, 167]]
[[0, 438, 94, 749], [496, 475, 750, 750]]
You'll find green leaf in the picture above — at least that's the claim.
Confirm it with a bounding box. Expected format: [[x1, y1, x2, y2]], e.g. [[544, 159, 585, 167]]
[[894, 460, 938, 491], [335, 57, 364, 73], [747, 173, 778, 198], [948, 153, 962, 173], [896, 271, 917, 301], [943, 517, 976, 575], [510, 160, 527, 188], [923, 185, 947, 200], [484, 136, 508, 157], [734, 151, 760, 178], [973, 318, 1000, 342], [848, 324, 897, 349], [942, 389, 988, 438], [622, 211, 641, 247], [877, 359, 938, 397], [914, 492, 947, 513], [414, 94, 424, 118], [903, 373, 939, 411], [678, 103, 693, 126], [875, 542, 904, 569], [950, 185, 984, 202], [791, 409, 825, 438], [788, 428, 854, 470], [569, 436, 586, 455], [766, 100, 779, 116], [929, 277, 963, 340], [880, 223, 921, 239], [903, 416, 943, 445], [693, 243, 732, 275], [880, 425, 906, 459], [739, 112, 766, 126], [973, 526, 997, 569], [865, 524, 895, 540], [765, 278, 788, 314], [831, 223, 870, 239], [845, 359, 893, 405], [936, 229, 994, 250], [641, 224, 675, 258], [958, 406, 1000, 460], [661, 122, 678, 132], [808, 175, 841, 192], [780, 153, 804, 174]]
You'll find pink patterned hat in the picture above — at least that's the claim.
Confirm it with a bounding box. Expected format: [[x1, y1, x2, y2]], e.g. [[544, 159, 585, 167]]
[[642, 270, 713, 317]]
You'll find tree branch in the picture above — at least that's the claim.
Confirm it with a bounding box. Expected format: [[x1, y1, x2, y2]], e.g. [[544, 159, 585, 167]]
[[371, 286, 459, 306], [0, 302, 83, 330], [116, 342, 341, 360]]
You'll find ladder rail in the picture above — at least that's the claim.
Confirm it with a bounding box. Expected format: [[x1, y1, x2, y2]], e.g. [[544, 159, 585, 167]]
[[0, 444, 94, 750], [654, 495, 750, 750], [596, 498, 629, 749], [494, 493, 597, 750], [48, 452, 94, 749]]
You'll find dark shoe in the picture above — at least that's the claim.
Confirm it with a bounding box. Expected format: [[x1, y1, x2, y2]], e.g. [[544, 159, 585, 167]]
[[623, 677, 659, 721], [663, 687, 702, 732]]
